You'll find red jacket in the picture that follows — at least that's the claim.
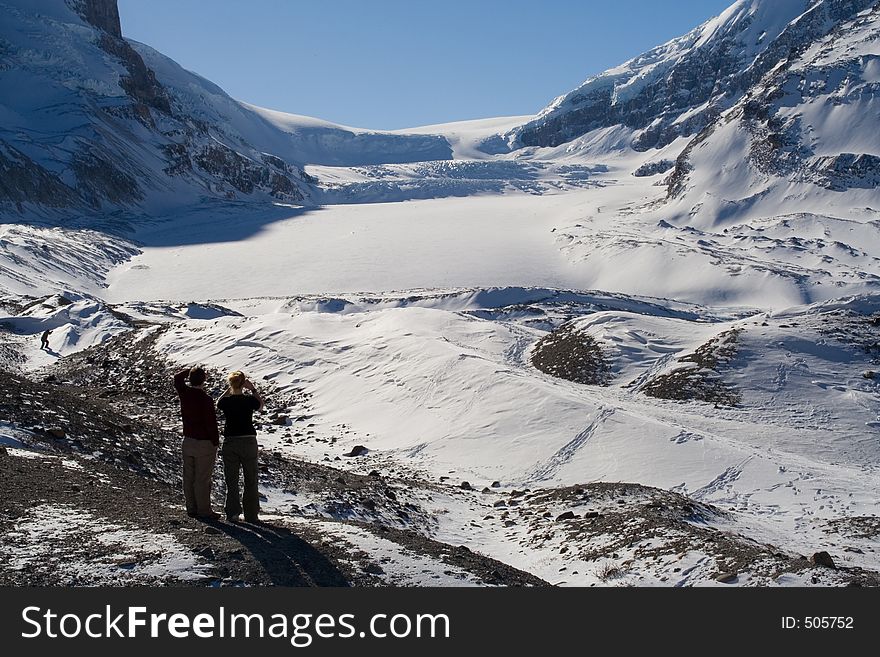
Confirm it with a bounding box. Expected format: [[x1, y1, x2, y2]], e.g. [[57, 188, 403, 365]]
[[174, 370, 219, 445]]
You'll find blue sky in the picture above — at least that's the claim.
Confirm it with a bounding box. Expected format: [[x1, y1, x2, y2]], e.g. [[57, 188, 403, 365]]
[[118, 0, 735, 130]]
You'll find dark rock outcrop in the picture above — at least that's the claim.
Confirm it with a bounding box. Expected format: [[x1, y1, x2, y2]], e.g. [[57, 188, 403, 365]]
[[0, 142, 79, 209], [810, 551, 837, 569], [531, 322, 613, 386], [633, 159, 674, 177], [193, 144, 304, 201], [74, 0, 122, 38]]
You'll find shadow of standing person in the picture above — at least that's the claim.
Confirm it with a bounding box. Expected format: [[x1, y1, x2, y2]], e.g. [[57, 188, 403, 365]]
[[215, 519, 351, 586]]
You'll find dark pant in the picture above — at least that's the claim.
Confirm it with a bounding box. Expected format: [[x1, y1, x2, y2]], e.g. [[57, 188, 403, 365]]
[[222, 435, 259, 520], [182, 437, 217, 516]]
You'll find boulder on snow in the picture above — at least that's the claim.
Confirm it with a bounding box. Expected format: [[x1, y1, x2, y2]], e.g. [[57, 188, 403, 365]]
[[345, 445, 368, 457], [460, 481, 472, 490], [0, 446, 8, 456], [715, 572, 738, 583], [810, 551, 836, 569], [491, 481, 501, 488], [863, 370, 876, 380], [556, 511, 576, 521], [45, 427, 66, 439]]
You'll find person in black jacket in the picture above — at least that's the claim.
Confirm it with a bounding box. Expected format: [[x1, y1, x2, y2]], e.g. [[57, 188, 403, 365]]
[[173, 367, 221, 520], [217, 371, 264, 523]]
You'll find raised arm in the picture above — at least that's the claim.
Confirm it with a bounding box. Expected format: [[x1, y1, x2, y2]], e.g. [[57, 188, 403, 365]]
[[173, 368, 191, 395], [243, 379, 264, 411]]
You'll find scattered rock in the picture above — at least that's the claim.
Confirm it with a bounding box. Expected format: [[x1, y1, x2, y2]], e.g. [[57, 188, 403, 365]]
[[0, 446, 7, 456], [493, 500, 506, 508], [45, 427, 66, 439], [584, 511, 600, 519], [810, 551, 836, 569], [460, 481, 472, 490], [556, 511, 576, 521], [363, 562, 384, 575], [368, 470, 380, 477], [863, 370, 876, 380], [345, 445, 368, 457], [491, 481, 501, 488], [715, 572, 737, 583]]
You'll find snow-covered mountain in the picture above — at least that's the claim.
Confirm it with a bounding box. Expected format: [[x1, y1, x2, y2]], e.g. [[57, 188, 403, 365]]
[[0, 0, 451, 220], [506, 0, 875, 152], [4, 0, 876, 225]]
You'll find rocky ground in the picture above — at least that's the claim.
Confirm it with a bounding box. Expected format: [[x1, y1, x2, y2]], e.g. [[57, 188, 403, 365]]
[[0, 323, 546, 586], [1, 297, 878, 587]]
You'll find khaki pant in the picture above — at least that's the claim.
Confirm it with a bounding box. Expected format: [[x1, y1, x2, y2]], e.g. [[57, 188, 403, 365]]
[[182, 437, 217, 516], [222, 436, 260, 520]]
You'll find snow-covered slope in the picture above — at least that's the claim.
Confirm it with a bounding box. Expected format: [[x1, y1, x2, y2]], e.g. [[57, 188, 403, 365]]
[[5, 287, 876, 585], [133, 41, 454, 168]]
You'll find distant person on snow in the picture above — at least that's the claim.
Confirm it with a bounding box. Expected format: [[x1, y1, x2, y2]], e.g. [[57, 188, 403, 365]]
[[173, 366, 221, 520], [40, 329, 52, 350], [217, 371, 264, 523]]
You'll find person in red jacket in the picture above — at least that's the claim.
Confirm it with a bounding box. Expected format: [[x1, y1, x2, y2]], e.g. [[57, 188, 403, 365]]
[[173, 366, 220, 520]]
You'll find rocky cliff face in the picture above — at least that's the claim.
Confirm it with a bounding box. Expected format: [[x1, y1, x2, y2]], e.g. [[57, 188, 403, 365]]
[[74, 0, 121, 38]]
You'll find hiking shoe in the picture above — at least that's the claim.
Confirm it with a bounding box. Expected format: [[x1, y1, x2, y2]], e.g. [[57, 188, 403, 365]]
[[244, 517, 261, 524], [197, 511, 221, 521], [226, 514, 241, 523]]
